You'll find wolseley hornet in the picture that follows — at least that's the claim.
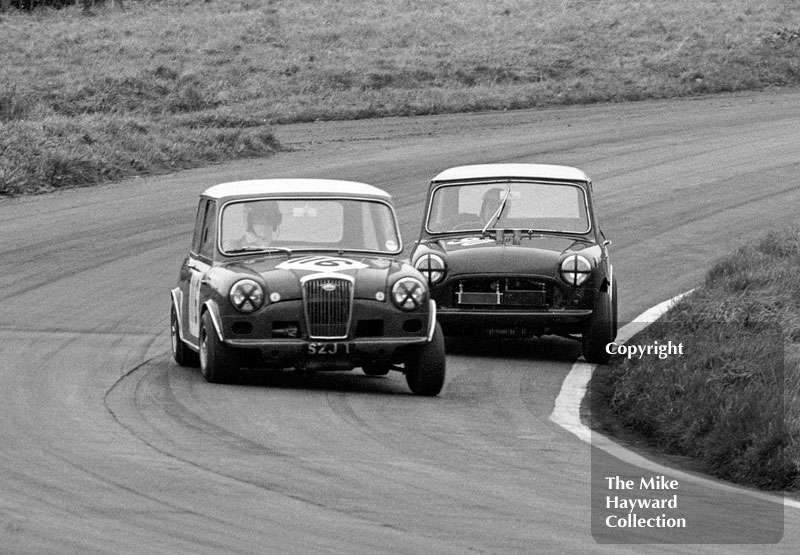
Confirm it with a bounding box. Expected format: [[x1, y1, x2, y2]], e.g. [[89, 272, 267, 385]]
[[171, 179, 445, 395]]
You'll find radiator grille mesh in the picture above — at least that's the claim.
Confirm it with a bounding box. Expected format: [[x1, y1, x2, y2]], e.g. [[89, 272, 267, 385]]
[[303, 277, 353, 338]]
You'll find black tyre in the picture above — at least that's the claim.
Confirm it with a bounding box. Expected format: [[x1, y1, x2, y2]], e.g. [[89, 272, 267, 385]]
[[199, 311, 236, 384], [171, 304, 199, 367], [582, 287, 615, 364], [405, 323, 446, 396]]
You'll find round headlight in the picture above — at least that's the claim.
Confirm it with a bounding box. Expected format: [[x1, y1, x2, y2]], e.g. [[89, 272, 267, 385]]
[[391, 277, 426, 311], [560, 255, 592, 287], [230, 279, 265, 313], [414, 253, 446, 284]]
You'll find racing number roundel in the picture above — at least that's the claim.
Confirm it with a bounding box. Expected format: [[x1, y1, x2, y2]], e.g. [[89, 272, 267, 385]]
[[276, 256, 368, 272]]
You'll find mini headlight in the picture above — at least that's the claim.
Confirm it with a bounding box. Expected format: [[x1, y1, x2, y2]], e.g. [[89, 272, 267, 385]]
[[560, 255, 592, 287], [414, 253, 446, 284], [230, 279, 265, 313], [391, 277, 426, 311]]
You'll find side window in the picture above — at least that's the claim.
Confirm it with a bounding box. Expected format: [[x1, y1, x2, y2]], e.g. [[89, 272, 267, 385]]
[[198, 200, 217, 260]]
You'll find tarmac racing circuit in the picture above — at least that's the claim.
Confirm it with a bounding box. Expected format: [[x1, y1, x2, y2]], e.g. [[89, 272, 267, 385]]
[[1, 90, 799, 554]]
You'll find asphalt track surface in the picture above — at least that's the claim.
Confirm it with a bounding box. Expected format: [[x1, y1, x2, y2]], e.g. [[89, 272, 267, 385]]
[[1, 90, 799, 554]]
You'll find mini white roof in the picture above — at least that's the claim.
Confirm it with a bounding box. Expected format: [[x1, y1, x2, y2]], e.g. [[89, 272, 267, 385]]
[[201, 179, 392, 200], [432, 163, 590, 183]]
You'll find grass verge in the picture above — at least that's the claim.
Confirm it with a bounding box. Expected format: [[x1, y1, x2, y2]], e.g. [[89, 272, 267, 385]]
[[2, 0, 800, 194], [591, 228, 800, 491]]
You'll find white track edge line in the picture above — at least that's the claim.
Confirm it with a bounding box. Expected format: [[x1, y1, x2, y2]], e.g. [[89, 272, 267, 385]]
[[549, 290, 800, 510]]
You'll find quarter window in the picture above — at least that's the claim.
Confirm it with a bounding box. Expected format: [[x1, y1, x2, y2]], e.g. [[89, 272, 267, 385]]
[[198, 200, 217, 260], [191, 200, 206, 254]]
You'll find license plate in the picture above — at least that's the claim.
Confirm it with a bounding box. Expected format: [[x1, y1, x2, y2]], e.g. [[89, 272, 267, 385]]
[[307, 342, 350, 355]]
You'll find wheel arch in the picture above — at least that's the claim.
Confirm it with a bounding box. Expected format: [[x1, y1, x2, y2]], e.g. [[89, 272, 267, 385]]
[[426, 299, 438, 342], [598, 263, 613, 295], [170, 288, 195, 349], [170, 287, 183, 318], [201, 299, 225, 342]]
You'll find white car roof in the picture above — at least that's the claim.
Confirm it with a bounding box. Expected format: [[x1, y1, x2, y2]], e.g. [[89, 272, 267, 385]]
[[201, 179, 392, 200], [432, 163, 590, 183]]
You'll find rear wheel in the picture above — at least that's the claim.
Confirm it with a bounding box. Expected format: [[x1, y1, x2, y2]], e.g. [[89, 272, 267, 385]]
[[405, 323, 446, 396], [582, 287, 615, 364], [171, 304, 199, 367], [199, 311, 236, 384]]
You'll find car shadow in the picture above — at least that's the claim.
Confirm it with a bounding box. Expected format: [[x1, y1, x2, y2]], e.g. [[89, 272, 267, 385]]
[[217, 334, 581, 393], [444, 333, 582, 362], [230, 366, 413, 395]]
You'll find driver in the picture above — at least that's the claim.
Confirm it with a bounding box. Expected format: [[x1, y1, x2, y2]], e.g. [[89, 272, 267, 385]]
[[480, 187, 506, 223], [225, 201, 282, 250]]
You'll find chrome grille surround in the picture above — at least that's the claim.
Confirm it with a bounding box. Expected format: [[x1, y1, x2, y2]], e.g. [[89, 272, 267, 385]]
[[301, 274, 354, 339]]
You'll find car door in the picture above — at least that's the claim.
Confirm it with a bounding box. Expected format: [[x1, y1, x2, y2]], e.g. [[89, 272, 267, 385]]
[[184, 198, 217, 344]]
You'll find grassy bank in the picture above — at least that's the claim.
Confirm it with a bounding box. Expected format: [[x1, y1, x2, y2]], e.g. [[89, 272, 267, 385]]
[[591, 229, 800, 491], [2, 0, 800, 194]]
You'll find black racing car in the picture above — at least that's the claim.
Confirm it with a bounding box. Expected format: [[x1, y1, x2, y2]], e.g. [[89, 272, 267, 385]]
[[411, 163, 617, 363], [171, 178, 445, 395]]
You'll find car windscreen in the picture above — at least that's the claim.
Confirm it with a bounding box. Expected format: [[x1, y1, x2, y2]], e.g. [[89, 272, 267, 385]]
[[220, 198, 401, 254], [426, 181, 590, 234]]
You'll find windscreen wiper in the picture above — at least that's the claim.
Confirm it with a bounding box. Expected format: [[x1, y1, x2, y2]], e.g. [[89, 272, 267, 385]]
[[227, 245, 293, 256], [482, 186, 511, 236]]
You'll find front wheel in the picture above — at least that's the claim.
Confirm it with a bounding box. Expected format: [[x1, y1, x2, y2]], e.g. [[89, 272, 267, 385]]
[[405, 323, 446, 396], [199, 311, 236, 384], [582, 287, 615, 364]]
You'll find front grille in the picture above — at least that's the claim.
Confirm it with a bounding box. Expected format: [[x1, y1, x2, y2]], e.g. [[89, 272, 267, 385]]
[[303, 276, 353, 339], [454, 277, 553, 308]]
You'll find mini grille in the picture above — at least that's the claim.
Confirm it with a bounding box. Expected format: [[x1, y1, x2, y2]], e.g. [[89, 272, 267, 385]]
[[455, 277, 551, 308], [303, 277, 353, 339]]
